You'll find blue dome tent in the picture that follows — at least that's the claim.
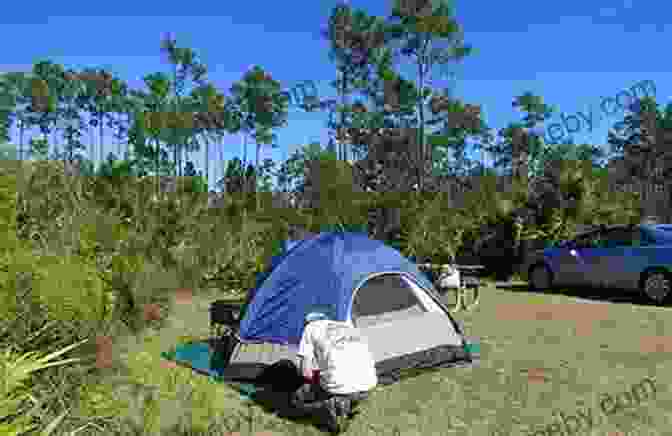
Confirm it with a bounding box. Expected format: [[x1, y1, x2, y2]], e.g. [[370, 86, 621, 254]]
[[228, 231, 472, 384]]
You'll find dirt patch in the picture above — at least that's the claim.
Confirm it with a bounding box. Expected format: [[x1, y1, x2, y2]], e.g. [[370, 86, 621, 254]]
[[495, 302, 612, 336], [523, 367, 549, 384], [496, 302, 611, 322], [639, 335, 672, 353], [95, 335, 114, 369], [159, 360, 180, 370], [143, 303, 163, 321], [174, 288, 194, 305]]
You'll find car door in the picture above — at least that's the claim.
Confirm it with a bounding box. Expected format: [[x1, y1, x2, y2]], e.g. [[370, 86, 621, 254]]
[[595, 227, 655, 290], [564, 230, 609, 287], [549, 232, 598, 287], [583, 226, 648, 290]]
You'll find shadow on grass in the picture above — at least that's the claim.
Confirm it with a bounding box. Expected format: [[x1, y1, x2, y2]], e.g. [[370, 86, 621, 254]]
[[239, 361, 467, 434], [495, 281, 661, 307], [246, 388, 330, 433], [206, 296, 247, 306], [221, 359, 336, 434]]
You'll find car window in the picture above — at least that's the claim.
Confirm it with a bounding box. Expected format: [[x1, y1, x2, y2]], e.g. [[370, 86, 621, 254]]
[[574, 231, 602, 248], [640, 228, 657, 245], [650, 228, 672, 244], [602, 227, 641, 247]]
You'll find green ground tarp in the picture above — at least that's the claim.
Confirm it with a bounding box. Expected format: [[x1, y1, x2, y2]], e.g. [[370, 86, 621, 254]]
[[161, 341, 258, 400]]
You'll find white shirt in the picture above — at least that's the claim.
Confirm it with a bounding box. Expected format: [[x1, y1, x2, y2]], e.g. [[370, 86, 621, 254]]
[[297, 320, 378, 395]]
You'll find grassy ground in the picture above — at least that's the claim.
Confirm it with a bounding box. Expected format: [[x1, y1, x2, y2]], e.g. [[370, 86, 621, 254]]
[[115, 285, 672, 436]]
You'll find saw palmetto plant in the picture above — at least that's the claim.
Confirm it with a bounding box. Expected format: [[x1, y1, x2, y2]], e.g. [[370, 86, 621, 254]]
[[0, 339, 87, 436]]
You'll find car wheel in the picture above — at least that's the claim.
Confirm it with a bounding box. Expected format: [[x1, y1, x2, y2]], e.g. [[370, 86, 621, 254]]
[[641, 269, 672, 305], [529, 264, 552, 291]]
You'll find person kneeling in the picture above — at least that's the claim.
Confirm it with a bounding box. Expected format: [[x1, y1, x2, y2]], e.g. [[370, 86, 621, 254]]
[[290, 311, 378, 434]]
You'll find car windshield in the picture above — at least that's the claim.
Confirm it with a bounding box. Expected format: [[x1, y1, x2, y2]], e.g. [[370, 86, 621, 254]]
[[649, 226, 672, 244]]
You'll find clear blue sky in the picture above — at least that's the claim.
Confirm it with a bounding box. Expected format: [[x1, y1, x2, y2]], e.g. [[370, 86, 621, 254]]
[[1, 0, 668, 190]]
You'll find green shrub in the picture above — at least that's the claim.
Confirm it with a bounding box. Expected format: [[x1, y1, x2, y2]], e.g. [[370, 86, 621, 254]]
[[31, 254, 112, 345], [397, 191, 477, 264], [0, 162, 19, 250]]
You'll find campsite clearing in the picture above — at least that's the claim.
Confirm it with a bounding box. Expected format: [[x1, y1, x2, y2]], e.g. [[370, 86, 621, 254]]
[[116, 285, 672, 436]]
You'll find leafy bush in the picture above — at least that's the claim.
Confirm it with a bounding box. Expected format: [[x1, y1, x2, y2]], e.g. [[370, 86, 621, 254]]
[[183, 175, 208, 194], [0, 162, 19, 249], [31, 255, 111, 341], [397, 191, 475, 265], [466, 160, 644, 279], [522, 159, 642, 242], [301, 152, 370, 231]]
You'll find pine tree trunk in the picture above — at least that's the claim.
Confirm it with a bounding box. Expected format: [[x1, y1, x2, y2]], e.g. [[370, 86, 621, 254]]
[[89, 116, 95, 165], [204, 139, 209, 190], [242, 134, 247, 166], [174, 145, 178, 177], [18, 120, 23, 160], [117, 113, 121, 158], [99, 114, 104, 171], [417, 59, 426, 192], [255, 142, 261, 211], [242, 134, 248, 196], [340, 69, 348, 161], [219, 140, 225, 190], [155, 138, 160, 199], [256, 142, 260, 177]]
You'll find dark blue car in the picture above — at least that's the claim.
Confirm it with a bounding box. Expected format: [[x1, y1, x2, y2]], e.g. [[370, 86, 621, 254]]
[[524, 224, 672, 305]]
